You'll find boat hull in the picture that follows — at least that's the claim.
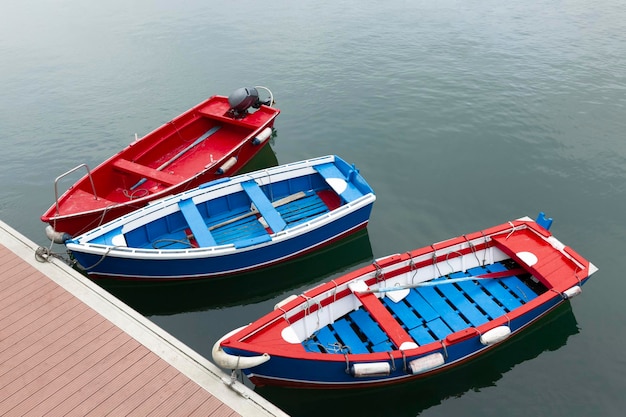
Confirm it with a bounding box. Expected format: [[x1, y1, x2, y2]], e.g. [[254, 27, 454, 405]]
[[230, 289, 579, 388], [70, 205, 373, 281], [41, 93, 280, 237], [214, 215, 597, 389]]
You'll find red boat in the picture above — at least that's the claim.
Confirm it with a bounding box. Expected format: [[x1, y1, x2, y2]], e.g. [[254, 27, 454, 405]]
[[212, 214, 597, 389], [42, 87, 280, 239]]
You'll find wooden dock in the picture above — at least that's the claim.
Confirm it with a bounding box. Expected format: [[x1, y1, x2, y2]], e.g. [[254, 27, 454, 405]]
[[0, 220, 288, 417]]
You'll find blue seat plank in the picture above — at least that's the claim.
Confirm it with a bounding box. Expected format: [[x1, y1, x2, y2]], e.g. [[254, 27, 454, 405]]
[[383, 297, 423, 330], [177, 198, 217, 247], [332, 319, 369, 354], [425, 317, 454, 340], [408, 326, 436, 345], [314, 163, 362, 203], [435, 282, 489, 327], [241, 180, 287, 232], [415, 286, 468, 332], [349, 309, 388, 345], [404, 289, 440, 322]]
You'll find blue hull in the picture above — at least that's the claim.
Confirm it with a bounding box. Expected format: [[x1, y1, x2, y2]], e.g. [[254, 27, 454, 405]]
[[72, 203, 373, 281], [228, 292, 572, 388]]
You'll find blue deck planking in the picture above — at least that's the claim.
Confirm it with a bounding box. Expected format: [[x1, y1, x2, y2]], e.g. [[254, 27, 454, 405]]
[[414, 286, 469, 332], [302, 261, 542, 353], [474, 264, 526, 311], [177, 198, 217, 247], [314, 327, 344, 353], [348, 309, 388, 345], [371, 341, 394, 352], [456, 280, 508, 319], [435, 281, 490, 327], [425, 317, 454, 339], [211, 216, 266, 243], [501, 276, 537, 302], [303, 339, 323, 353], [277, 193, 328, 225], [278, 199, 327, 225], [404, 289, 440, 322], [477, 280, 523, 311], [332, 319, 369, 354], [383, 297, 424, 330], [204, 206, 250, 229], [408, 326, 436, 345]]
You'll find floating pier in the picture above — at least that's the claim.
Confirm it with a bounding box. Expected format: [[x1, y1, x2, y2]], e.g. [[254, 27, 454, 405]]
[[0, 220, 288, 417]]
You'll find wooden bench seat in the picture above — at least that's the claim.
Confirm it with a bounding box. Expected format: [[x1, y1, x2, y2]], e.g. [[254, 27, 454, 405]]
[[112, 159, 185, 186], [349, 281, 417, 350]]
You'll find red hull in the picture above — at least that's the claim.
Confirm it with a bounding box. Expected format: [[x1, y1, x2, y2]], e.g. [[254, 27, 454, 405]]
[[41, 94, 280, 237]]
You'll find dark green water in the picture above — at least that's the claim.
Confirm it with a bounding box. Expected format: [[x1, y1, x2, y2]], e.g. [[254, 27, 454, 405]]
[[1, 1, 625, 415]]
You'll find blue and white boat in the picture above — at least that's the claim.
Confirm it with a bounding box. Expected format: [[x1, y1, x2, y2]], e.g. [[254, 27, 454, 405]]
[[65, 155, 376, 281]]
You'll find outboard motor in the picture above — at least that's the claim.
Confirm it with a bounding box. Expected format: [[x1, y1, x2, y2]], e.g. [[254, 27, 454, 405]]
[[227, 87, 271, 118]]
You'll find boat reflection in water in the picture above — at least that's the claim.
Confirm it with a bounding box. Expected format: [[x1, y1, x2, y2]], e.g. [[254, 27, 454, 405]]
[[97, 227, 373, 316], [256, 302, 580, 417]]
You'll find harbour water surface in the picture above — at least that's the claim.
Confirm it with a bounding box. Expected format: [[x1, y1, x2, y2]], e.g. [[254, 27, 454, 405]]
[[1, 1, 625, 416]]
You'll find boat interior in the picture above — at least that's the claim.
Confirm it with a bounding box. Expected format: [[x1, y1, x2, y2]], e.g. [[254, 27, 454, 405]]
[[302, 260, 549, 354], [67, 105, 265, 211], [110, 168, 349, 250]]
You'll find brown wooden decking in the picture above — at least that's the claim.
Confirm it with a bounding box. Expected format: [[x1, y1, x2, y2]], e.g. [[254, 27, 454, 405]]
[[0, 220, 288, 417]]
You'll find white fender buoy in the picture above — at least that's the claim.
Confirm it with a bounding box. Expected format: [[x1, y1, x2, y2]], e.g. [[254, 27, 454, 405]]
[[252, 127, 273, 145], [351, 362, 391, 377], [563, 285, 582, 299], [480, 325, 511, 346], [211, 325, 271, 370], [216, 157, 238, 175], [45, 225, 72, 244], [408, 352, 445, 374]]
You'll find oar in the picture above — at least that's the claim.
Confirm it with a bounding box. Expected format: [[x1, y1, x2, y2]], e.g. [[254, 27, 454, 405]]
[[130, 125, 221, 190], [208, 191, 308, 231], [358, 268, 527, 294]]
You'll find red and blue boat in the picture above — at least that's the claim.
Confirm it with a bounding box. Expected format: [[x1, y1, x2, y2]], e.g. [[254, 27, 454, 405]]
[[64, 155, 376, 281], [42, 87, 280, 239], [212, 214, 597, 388]]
